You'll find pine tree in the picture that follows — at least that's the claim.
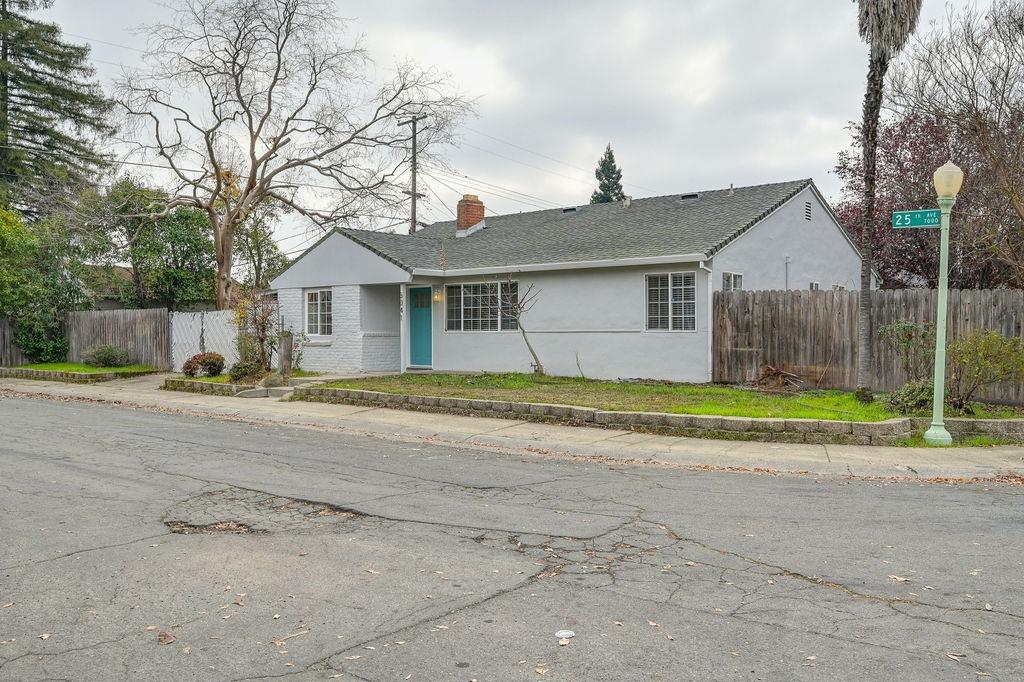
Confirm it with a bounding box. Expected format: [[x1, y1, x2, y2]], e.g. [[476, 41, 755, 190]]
[[590, 143, 625, 204], [0, 0, 110, 211]]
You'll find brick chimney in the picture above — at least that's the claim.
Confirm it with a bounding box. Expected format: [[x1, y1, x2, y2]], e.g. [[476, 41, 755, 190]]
[[456, 194, 485, 231]]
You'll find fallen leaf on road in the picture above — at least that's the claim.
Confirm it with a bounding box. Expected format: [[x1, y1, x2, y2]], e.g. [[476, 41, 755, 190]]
[[182, 647, 191, 655], [984, 603, 993, 611], [2, 603, 12, 608], [273, 614, 281, 619], [558, 639, 570, 646], [38, 634, 50, 640], [344, 655, 361, 660], [613, 621, 623, 626], [158, 631, 176, 645], [924, 586, 934, 590], [684, 561, 698, 567], [888, 575, 909, 582], [666, 635, 674, 641], [647, 621, 659, 627], [146, 626, 158, 631], [946, 653, 964, 661], [366, 569, 380, 575], [535, 665, 548, 675]]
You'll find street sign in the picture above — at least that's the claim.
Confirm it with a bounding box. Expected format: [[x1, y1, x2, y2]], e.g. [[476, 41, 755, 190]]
[[892, 209, 941, 228]]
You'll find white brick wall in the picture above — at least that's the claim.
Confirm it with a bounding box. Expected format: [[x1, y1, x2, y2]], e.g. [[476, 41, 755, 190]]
[[278, 285, 363, 373], [362, 333, 400, 372], [277, 284, 401, 374]]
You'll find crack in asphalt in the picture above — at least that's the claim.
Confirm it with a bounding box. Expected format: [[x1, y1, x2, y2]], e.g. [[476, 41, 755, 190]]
[[3, 392, 1022, 680]]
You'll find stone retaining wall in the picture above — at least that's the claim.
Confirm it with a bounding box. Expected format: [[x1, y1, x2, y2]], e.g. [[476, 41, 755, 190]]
[[162, 377, 253, 397], [0, 367, 154, 383], [292, 386, 1024, 446]]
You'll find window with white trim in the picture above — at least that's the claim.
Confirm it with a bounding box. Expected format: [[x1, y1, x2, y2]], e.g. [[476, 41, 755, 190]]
[[305, 288, 332, 336], [445, 282, 518, 331], [646, 272, 696, 331], [809, 281, 820, 291], [722, 272, 743, 291]]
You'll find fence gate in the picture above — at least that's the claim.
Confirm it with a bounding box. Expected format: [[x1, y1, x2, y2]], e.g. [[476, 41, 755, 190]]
[[170, 310, 239, 371]]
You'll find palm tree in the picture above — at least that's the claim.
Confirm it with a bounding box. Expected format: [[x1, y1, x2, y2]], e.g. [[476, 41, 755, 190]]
[[854, 0, 924, 402]]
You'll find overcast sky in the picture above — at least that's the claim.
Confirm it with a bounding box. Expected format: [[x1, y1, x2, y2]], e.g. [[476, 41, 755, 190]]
[[41, 0, 967, 250]]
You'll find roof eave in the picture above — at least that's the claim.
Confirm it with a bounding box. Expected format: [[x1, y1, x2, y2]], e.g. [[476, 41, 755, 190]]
[[412, 253, 709, 277]]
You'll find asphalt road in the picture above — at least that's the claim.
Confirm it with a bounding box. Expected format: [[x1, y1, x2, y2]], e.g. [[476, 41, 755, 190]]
[[1, 395, 1022, 681]]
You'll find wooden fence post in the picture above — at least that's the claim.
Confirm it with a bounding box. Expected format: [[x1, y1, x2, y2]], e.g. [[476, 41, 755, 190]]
[[278, 330, 293, 378]]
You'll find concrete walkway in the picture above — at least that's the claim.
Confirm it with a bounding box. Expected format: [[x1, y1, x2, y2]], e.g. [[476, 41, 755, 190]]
[[3, 373, 1023, 480]]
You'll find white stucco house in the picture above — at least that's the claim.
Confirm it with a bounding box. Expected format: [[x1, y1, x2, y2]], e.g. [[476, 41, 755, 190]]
[[270, 179, 865, 382]]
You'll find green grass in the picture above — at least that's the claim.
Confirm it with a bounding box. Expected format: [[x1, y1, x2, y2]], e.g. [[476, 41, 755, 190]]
[[19, 362, 153, 374], [892, 431, 1020, 448], [176, 373, 239, 384], [317, 372, 900, 421], [291, 369, 320, 378]]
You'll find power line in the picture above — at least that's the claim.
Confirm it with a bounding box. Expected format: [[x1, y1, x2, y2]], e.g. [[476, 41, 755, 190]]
[[422, 171, 551, 212], [66, 32, 146, 53], [464, 126, 658, 194], [425, 164, 563, 208], [423, 181, 457, 219], [424, 167, 564, 211], [0, 143, 410, 198]]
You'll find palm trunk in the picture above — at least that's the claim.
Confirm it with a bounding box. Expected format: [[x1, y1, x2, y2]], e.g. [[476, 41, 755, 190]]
[[856, 49, 889, 397]]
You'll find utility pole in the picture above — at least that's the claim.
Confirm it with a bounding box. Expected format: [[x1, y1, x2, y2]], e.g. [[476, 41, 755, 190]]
[[399, 115, 427, 234]]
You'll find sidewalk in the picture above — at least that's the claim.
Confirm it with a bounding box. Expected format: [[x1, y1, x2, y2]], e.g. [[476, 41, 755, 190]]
[[3, 374, 1023, 481]]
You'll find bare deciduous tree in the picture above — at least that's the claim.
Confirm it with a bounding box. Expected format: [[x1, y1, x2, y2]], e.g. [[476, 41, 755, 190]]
[[889, 0, 1024, 283], [116, 0, 470, 308], [499, 275, 544, 375]]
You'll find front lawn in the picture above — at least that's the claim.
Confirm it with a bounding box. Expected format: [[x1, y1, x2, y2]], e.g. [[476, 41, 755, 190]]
[[19, 362, 153, 374], [319, 373, 903, 421]]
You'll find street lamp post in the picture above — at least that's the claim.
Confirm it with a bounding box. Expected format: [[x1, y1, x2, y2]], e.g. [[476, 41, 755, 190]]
[[923, 161, 964, 446]]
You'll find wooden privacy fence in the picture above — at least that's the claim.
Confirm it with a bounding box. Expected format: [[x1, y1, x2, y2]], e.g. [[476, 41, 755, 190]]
[[0, 318, 30, 367], [713, 289, 1024, 404], [65, 308, 171, 370]]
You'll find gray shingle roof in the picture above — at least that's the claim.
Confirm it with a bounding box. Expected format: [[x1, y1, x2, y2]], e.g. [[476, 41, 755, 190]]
[[339, 179, 812, 272]]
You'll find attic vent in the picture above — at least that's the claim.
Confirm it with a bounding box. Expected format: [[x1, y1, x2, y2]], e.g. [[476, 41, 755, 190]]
[[679, 193, 700, 201], [804, 201, 812, 220], [561, 206, 579, 214]]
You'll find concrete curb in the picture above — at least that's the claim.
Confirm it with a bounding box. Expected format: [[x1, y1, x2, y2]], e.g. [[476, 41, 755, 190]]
[[291, 386, 1024, 446], [0, 367, 155, 384]]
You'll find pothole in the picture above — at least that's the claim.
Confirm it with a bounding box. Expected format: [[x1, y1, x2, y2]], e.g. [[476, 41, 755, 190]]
[[167, 520, 259, 534], [163, 486, 360, 534]]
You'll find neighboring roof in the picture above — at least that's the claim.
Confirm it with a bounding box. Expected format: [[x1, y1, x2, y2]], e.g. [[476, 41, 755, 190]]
[[80, 264, 134, 299], [325, 179, 815, 274]]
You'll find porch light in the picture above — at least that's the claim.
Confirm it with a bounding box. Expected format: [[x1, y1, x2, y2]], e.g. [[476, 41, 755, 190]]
[[432, 287, 444, 303]]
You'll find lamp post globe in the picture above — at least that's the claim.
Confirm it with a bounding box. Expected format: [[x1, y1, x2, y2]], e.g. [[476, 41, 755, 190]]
[[933, 160, 964, 199]]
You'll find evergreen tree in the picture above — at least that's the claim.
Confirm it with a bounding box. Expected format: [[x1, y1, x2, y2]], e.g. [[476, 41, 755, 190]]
[[0, 0, 111, 211], [590, 143, 625, 204]]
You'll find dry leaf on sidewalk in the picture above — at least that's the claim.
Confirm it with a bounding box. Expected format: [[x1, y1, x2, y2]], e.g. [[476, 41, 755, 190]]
[[158, 631, 176, 645]]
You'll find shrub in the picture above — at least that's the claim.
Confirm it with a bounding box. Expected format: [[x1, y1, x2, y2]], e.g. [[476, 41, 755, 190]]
[[888, 379, 934, 415], [182, 352, 225, 378], [228, 360, 264, 384], [83, 344, 130, 368], [877, 321, 935, 382], [14, 316, 68, 363], [948, 330, 1024, 410]]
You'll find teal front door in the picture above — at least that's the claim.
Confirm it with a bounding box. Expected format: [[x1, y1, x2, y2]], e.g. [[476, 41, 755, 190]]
[[409, 287, 432, 367]]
